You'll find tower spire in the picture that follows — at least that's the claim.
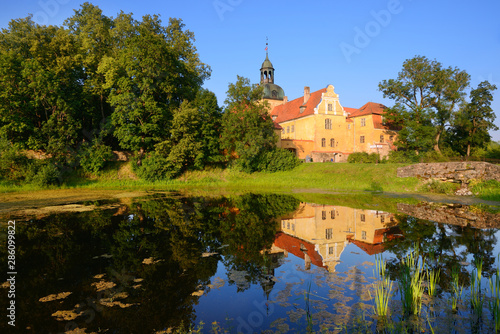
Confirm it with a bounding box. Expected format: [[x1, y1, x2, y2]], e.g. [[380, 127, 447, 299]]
[[265, 36, 268, 58]]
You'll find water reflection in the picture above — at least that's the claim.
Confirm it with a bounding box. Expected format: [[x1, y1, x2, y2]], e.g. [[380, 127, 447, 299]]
[[0, 193, 499, 333], [272, 203, 401, 272]]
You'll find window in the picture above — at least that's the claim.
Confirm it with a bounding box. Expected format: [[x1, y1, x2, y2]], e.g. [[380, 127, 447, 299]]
[[326, 228, 333, 240], [362, 231, 367, 240], [360, 136, 365, 143], [389, 135, 394, 141], [330, 138, 335, 147], [381, 215, 385, 223], [329, 246, 334, 255], [328, 103, 333, 112], [321, 138, 326, 147], [292, 223, 295, 231], [282, 221, 285, 228], [348, 124, 351, 129], [291, 125, 294, 132], [380, 135, 384, 143], [360, 214, 365, 222], [381, 116, 386, 124], [282, 128, 285, 134], [287, 126, 290, 133], [360, 118, 366, 127], [325, 119, 332, 129], [287, 222, 290, 229], [331, 210, 335, 219], [322, 210, 326, 220]]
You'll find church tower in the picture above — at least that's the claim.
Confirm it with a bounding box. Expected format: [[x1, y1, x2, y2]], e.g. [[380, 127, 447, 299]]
[[260, 42, 285, 109]]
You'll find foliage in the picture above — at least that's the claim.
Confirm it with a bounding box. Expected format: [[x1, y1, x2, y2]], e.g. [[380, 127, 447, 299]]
[[386, 150, 419, 163], [255, 148, 301, 172], [221, 76, 277, 173], [132, 153, 174, 181], [0, 4, 211, 175], [379, 56, 470, 154], [0, 137, 30, 181], [347, 152, 380, 163], [25, 161, 61, 187], [448, 81, 498, 157], [78, 139, 114, 174]]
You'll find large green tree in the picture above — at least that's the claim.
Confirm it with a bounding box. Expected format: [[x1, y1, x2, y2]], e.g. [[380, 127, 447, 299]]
[[221, 76, 277, 172], [379, 56, 470, 154], [448, 81, 497, 157], [99, 15, 210, 160]]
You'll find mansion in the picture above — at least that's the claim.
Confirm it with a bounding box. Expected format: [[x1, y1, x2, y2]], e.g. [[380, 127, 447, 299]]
[[259, 53, 398, 162]]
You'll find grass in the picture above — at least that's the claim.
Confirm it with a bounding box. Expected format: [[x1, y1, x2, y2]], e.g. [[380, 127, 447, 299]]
[[1, 162, 498, 204], [373, 255, 393, 317], [398, 246, 425, 316]]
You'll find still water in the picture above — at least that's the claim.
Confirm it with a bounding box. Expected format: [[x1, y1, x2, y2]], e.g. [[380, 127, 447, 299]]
[[1, 193, 500, 333]]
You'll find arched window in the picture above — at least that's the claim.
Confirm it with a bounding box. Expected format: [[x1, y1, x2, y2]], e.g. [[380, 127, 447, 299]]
[[321, 138, 326, 147], [330, 138, 335, 147]]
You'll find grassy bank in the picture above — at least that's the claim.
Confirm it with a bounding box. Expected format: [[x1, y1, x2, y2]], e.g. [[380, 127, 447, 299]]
[[1, 162, 499, 202]]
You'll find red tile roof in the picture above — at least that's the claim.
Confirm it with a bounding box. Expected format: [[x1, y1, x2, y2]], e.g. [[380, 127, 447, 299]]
[[271, 88, 327, 123], [347, 102, 387, 118], [273, 232, 327, 270]]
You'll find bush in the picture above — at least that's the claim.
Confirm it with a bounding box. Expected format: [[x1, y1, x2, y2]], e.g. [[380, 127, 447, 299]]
[[133, 153, 178, 181], [25, 161, 61, 187], [347, 152, 380, 163], [386, 150, 419, 163], [78, 141, 114, 174], [0, 138, 30, 181], [256, 148, 302, 172]]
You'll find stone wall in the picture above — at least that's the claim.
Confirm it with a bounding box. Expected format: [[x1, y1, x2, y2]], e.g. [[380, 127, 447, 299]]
[[397, 203, 500, 229], [397, 162, 500, 182]]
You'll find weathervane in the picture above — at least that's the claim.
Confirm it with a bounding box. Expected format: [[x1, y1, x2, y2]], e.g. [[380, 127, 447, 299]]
[[265, 36, 268, 56]]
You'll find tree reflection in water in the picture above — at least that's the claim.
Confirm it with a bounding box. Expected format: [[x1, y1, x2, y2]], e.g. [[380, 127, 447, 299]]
[[0, 194, 498, 333]]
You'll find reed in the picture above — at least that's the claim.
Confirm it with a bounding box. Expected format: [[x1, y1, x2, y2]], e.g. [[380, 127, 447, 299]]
[[398, 246, 425, 316], [489, 258, 500, 332], [471, 258, 484, 317], [427, 267, 440, 297], [373, 255, 393, 317], [451, 264, 463, 312]]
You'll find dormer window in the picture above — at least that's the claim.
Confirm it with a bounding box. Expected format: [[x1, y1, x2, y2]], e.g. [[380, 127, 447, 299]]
[[299, 105, 306, 114]]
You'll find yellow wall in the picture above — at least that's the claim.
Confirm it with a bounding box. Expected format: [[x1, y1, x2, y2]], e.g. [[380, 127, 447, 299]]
[[273, 85, 397, 160]]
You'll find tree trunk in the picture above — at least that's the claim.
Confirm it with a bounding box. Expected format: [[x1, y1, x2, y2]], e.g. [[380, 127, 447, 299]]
[[466, 144, 471, 157], [434, 130, 442, 154]]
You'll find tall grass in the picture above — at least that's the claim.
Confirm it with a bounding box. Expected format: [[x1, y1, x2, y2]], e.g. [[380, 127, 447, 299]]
[[471, 258, 484, 317], [373, 255, 393, 317], [398, 246, 425, 316], [489, 257, 500, 332], [451, 264, 464, 313], [427, 267, 440, 297]]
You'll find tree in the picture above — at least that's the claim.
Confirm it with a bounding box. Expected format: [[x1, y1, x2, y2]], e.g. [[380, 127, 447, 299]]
[[221, 76, 277, 172], [99, 15, 210, 161], [449, 81, 497, 157], [379, 56, 470, 154]]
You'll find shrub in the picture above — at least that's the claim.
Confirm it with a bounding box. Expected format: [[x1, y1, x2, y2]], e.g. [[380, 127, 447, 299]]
[[348, 152, 380, 163], [133, 153, 178, 181], [387, 150, 419, 163], [25, 161, 61, 187], [0, 138, 30, 181], [256, 148, 302, 172], [78, 140, 114, 174]]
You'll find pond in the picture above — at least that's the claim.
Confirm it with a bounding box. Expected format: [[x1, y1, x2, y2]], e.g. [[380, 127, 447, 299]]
[[1, 192, 500, 333]]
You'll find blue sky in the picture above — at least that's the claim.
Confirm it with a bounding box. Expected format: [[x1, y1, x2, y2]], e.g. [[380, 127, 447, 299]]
[[2, 0, 500, 141]]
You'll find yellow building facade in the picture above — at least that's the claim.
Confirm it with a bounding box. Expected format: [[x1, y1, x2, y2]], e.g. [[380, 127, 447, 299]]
[[259, 54, 398, 162]]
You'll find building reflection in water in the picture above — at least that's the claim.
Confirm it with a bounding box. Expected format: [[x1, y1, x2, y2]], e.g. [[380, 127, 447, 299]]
[[268, 202, 401, 272]]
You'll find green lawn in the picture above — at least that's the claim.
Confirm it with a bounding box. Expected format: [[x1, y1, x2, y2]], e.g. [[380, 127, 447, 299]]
[[1, 162, 499, 202]]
